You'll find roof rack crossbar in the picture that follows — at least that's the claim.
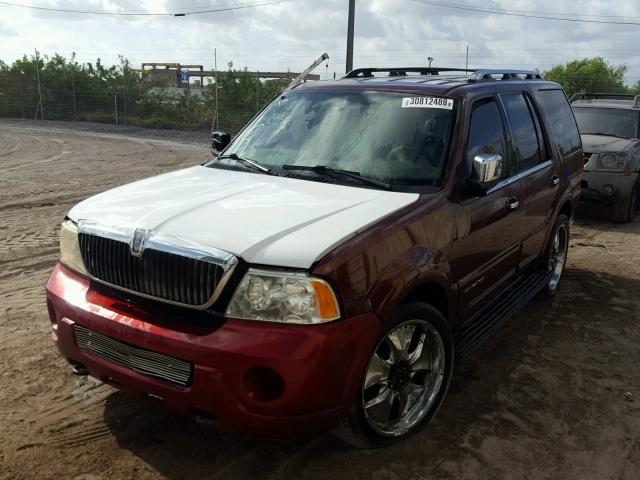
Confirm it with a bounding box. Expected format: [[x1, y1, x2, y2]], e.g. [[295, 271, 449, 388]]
[[344, 67, 474, 78], [570, 92, 640, 108], [468, 69, 543, 82]]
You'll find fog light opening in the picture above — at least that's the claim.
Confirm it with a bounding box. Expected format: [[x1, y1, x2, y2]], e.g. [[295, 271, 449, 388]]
[[69, 361, 88, 376], [192, 409, 218, 427], [46, 299, 58, 326], [242, 367, 285, 403], [603, 184, 615, 195]]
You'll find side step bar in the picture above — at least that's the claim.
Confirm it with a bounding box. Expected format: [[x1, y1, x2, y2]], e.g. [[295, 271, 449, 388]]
[[454, 269, 552, 359]]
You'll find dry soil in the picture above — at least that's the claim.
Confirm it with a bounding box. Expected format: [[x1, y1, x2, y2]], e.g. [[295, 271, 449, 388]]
[[1, 119, 639, 480]]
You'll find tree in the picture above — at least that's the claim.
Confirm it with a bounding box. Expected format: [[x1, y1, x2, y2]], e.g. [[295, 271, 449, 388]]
[[544, 57, 628, 96], [0, 53, 289, 132]]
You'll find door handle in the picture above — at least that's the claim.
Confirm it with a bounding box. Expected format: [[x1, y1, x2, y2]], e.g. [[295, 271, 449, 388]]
[[507, 197, 520, 210], [551, 175, 560, 186]]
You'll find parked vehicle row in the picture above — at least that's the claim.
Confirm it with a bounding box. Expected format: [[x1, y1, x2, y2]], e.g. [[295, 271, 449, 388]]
[[48, 67, 583, 447], [571, 92, 640, 223]]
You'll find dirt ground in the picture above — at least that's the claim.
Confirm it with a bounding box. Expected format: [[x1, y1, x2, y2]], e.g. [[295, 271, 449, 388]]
[[1, 119, 639, 480]]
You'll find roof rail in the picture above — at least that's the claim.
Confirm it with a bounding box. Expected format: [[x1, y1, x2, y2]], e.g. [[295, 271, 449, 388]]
[[344, 67, 474, 78], [469, 69, 543, 82], [570, 92, 640, 108], [344, 67, 544, 82]]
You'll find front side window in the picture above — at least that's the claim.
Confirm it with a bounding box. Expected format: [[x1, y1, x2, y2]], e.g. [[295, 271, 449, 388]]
[[222, 90, 456, 187], [537, 89, 582, 157], [466, 99, 507, 176], [573, 107, 639, 139], [502, 93, 543, 171]]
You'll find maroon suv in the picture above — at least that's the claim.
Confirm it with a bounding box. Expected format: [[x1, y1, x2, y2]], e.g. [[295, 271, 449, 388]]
[[47, 67, 582, 447]]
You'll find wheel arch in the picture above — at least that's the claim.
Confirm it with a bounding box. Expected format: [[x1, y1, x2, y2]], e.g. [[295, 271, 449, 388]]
[[405, 282, 449, 322], [376, 274, 457, 330], [558, 198, 573, 222]]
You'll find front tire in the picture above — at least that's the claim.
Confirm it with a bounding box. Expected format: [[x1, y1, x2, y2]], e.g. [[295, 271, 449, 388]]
[[611, 180, 639, 223], [333, 303, 453, 448]]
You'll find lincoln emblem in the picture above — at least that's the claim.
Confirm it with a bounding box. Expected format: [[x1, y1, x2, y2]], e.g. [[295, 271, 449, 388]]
[[130, 228, 147, 257]]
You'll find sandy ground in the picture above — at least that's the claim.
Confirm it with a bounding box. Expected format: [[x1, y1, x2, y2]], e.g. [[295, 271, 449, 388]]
[[1, 119, 639, 480]]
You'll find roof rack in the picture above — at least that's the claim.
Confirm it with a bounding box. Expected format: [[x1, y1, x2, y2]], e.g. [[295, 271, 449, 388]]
[[469, 69, 544, 81], [344, 67, 474, 78], [344, 67, 544, 82], [570, 92, 640, 108]]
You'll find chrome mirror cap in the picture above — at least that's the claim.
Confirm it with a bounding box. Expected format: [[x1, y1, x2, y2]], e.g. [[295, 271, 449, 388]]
[[472, 154, 503, 184]]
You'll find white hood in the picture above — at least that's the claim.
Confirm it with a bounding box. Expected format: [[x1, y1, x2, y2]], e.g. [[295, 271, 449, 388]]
[[68, 166, 418, 269]]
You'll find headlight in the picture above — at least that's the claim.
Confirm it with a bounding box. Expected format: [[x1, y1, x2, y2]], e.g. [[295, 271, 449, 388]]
[[598, 153, 625, 170], [226, 269, 340, 324], [60, 220, 88, 276]]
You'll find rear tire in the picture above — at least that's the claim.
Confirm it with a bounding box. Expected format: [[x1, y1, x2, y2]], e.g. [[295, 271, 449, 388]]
[[539, 214, 570, 299], [612, 180, 639, 223], [333, 303, 453, 448]]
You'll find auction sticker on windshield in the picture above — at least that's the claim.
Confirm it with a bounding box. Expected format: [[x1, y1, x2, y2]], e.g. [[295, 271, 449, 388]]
[[402, 97, 454, 110]]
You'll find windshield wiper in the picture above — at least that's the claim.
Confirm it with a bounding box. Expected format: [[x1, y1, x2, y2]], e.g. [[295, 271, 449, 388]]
[[282, 164, 391, 190], [588, 132, 630, 140], [218, 153, 278, 176]]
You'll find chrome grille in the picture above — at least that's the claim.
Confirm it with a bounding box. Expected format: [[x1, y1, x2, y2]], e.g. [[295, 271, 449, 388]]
[[74, 325, 192, 387], [78, 233, 224, 308]]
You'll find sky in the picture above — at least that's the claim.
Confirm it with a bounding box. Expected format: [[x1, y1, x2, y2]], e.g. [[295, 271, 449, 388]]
[[1, 0, 640, 83]]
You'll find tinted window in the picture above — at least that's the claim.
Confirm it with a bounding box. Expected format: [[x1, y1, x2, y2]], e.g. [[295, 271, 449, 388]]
[[537, 89, 582, 157], [573, 107, 639, 139], [466, 100, 506, 176], [502, 94, 542, 170]]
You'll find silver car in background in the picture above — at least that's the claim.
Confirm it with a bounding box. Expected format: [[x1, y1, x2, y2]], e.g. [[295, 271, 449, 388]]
[[571, 93, 640, 222]]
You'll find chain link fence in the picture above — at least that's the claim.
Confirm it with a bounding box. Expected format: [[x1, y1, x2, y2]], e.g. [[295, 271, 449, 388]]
[[545, 75, 638, 98], [0, 57, 290, 134], [1, 55, 638, 134]]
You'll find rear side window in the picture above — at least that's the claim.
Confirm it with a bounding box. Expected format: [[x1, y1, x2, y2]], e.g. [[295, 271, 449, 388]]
[[537, 90, 582, 157], [466, 99, 506, 174], [502, 93, 543, 171]]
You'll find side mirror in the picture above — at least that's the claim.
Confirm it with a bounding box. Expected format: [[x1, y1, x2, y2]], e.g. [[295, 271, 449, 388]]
[[462, 154, 504, 198], [211, 131, 232, 157], [472, 153, 503, 184]]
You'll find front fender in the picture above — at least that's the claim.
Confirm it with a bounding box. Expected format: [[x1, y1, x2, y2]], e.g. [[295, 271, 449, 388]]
[[367, 246, 456, 327]]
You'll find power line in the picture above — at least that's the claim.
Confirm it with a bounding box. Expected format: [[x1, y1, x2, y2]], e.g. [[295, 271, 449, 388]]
[[0, 0, 292, 16], [410, 0, 640, 26], [419, 2, 640, 20]]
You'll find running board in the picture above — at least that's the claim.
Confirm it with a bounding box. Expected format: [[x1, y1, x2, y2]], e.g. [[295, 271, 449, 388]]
[[454, 269, 552, 359]]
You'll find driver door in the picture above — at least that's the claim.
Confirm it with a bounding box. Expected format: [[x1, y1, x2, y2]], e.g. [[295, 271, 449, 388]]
[[451, 96, 523, 319]]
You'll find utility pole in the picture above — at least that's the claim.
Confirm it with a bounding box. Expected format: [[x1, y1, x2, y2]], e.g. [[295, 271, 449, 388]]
[[346, 0, 355, 73], [214, 48, 219, 130], [256, 71, 260, 112], [465, 45, 469, 71], [34, 48, 44, 121], [114, 93, 118, 125], [70, 64, 77, 120]]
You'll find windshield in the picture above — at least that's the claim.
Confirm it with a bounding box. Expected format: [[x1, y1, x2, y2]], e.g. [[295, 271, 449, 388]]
[[573, 107, 639, 139], [224, 90, 456, 187]]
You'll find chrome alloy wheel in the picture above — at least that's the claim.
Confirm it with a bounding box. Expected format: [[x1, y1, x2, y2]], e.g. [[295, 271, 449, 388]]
[[548, 224, 568, 291], [362, 320, 445, 437]]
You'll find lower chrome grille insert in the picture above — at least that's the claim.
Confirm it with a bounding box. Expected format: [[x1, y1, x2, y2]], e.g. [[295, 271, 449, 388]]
[[74, 325, 192, 387]]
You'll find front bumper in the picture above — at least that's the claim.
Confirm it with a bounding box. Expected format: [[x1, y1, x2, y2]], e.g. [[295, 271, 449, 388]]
[[46, 263, 383, 438], [580, 171, 638, 203]]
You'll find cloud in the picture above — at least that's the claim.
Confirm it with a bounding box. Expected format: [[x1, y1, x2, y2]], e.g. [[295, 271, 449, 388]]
[[0, 0, 639, 82]]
